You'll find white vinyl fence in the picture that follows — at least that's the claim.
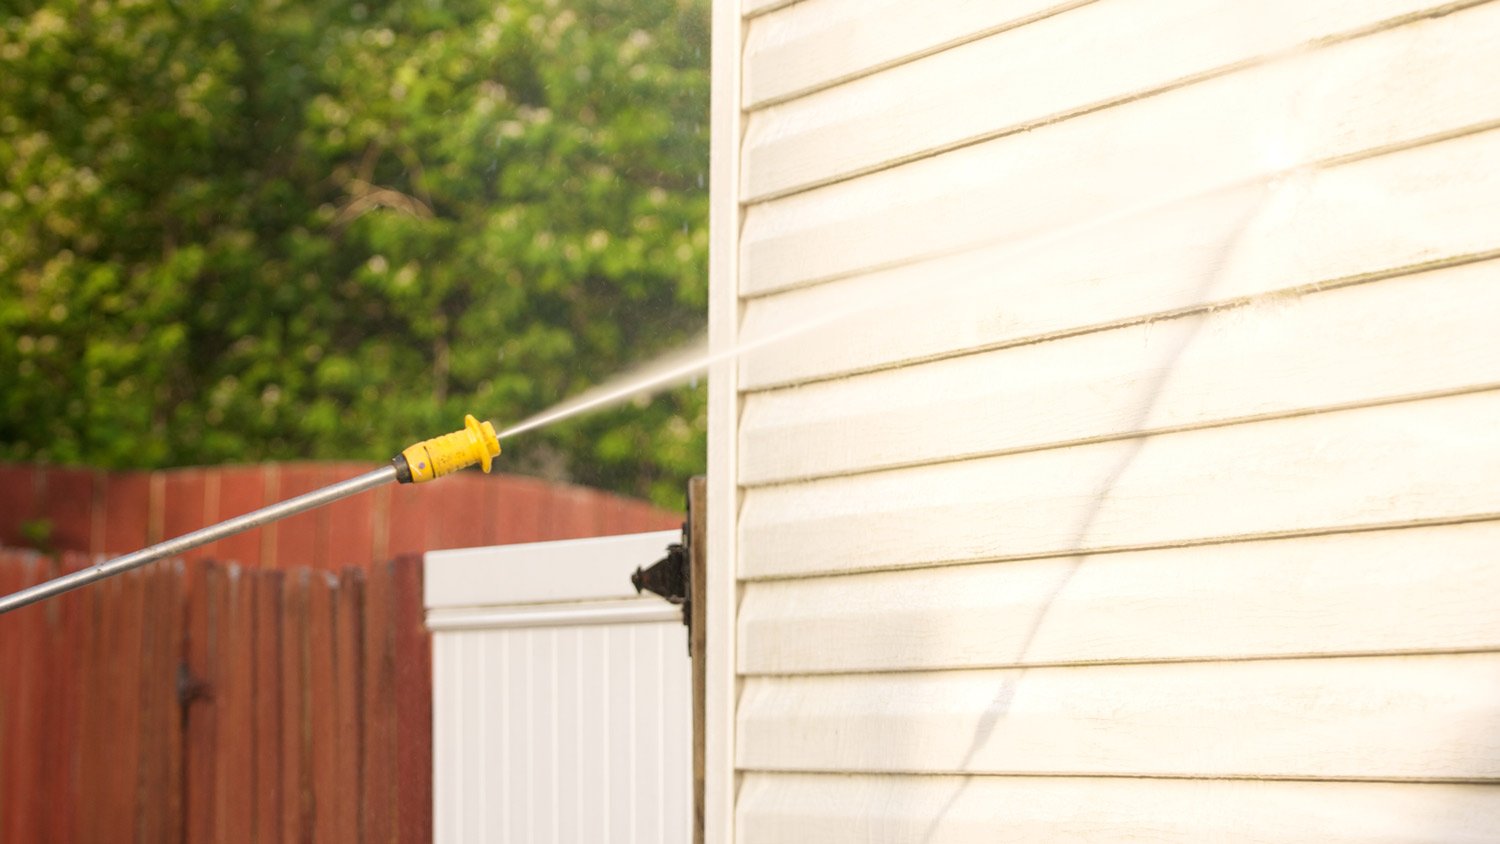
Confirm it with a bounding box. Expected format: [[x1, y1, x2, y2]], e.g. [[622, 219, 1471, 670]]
[[426, 531, 691, 844]]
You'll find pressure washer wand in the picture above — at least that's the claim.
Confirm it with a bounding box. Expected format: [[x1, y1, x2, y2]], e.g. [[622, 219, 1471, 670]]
[[0, 414, 501, 616]]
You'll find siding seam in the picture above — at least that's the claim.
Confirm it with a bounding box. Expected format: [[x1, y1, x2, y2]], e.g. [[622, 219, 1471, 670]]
[[737, 115, 1500, 302], [737, 510, 1500, 582], [737, 645, 1500, 678], [732, 770, 1500, 785]]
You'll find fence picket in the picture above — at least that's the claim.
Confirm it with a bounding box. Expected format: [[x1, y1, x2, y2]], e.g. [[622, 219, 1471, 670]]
[[362, 560, 397, 844], [0, 553, 42, 841], [253, 570, 284, 843], [98, 566, 145, 841], [215, 565, 255, 844], [22, 554, 49, 843], [49, 553, 92, 844], [280, 569, 313, 844], [183, 561, 220, 844], [0, 554, 19, 840], [76, 566, 108, 844], [337, 569, 366, 842], [307, 572, 340, 843]]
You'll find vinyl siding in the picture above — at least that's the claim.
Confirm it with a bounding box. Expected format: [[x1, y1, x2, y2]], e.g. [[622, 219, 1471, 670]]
[[709, 0, 1500, 840]]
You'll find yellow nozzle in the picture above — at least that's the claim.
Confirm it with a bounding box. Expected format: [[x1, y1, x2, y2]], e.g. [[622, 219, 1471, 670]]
[[397, 414, 501, 483]]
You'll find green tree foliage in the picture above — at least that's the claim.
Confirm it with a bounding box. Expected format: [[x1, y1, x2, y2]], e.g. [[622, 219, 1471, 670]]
[[0, 0, 709, 506]]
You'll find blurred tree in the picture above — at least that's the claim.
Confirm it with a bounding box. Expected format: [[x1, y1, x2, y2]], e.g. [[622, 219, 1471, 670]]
[[0, 0, 709, 506]]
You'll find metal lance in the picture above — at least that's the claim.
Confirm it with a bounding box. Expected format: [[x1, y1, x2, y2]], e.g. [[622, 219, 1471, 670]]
[[0, 414, 501, 615]]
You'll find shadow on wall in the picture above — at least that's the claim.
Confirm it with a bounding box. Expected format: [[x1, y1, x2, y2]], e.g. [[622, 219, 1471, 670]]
[[0, 462, 682, 571], [909, 178, 1275, 843]]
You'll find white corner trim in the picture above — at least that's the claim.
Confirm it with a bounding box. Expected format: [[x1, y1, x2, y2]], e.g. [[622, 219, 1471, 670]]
[[706, 0, 744, 841]]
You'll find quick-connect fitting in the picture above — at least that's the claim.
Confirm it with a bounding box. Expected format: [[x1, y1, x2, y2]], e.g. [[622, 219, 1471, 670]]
[[393, 413, 501, 483]]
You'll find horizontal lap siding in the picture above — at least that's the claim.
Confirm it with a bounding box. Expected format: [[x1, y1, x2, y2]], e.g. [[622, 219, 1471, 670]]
[[740, 257, 1500, 484], [739, 1, 1500, 296], [737, 653, 1500, 778], [738, 522, 1500, 675], [724, 0, 1500, 840], [742, 0, 1476, 199], [740, 389, 1500, 578], [737, 127, 1500, 391], [742, 0, 1082, 109], [738, 775, 1500, 843]]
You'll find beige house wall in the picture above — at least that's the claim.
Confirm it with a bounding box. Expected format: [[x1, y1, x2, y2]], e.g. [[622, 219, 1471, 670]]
[[707, 1, 1500, 840]]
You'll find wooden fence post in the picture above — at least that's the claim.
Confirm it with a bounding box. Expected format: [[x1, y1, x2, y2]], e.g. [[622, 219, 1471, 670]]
[[214, 565, 255, 844], [306, 572, 340, 843], [252, 569, 284, 842], [183, 561, 221, 843], [335, 568, 366, 843]]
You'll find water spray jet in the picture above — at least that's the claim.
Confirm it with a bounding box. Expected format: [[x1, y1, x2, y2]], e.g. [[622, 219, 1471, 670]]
[[0, 152, 1297, 616]]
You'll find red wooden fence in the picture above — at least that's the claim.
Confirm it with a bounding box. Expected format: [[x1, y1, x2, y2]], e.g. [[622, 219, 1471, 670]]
[[0, 462, 681, 570], [0, 550, 430, 844], [0, 463, 680, 842]]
